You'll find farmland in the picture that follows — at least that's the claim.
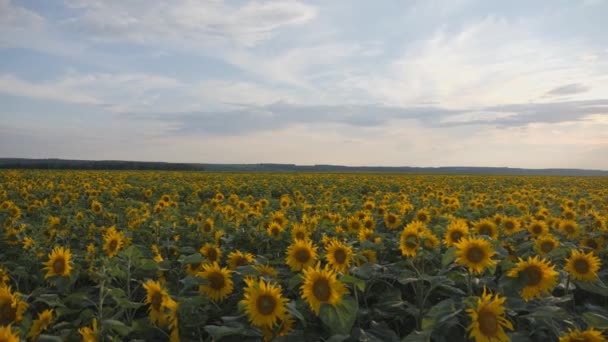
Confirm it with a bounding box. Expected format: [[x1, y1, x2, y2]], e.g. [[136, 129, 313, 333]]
[[1, 170, 607, 341]]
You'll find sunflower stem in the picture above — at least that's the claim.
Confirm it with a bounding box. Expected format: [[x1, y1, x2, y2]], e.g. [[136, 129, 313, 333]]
[[467, 270, 473, 297]]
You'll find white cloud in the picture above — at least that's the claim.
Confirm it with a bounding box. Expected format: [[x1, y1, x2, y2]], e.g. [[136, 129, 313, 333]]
[[62, 0, 317, 47]]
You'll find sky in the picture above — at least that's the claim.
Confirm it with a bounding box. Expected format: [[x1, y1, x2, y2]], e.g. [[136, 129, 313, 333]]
[[1, 0, 608, 169]]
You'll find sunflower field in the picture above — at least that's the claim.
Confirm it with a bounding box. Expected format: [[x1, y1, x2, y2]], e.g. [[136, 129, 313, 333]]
[[1, 170, 608, 341]]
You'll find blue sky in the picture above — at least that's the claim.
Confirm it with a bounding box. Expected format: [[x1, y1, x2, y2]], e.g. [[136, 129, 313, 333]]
[[1, 0, 607, 168]]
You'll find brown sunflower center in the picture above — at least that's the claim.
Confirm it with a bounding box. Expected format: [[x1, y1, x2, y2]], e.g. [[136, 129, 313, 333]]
[[295, 232, 305, 240], [52, 257, 66, 275], [478, 308, 499, 337], [333, 249, 347, 264], [206, 248, 218, 262], [564, 225, 575, 234], [450, 230, 463, 242], [234, 256, 247, 267], [573, 259, 590, 274], [540, 241, 555, 254], [0, 298, 17, 325], [466, 247, 485, 263], [364, 221, 373, 229], [504, 221, 515, 230], [151, 292, 163, 310], [312, 278, 331, 302], [478, 225, 493, 236], [585, 240, 598, 250], [531, 225, 542, 235], [294, 248, 311, 263], [208, 272, 226, 290], [418, 214, 427, 222], [388, 216, 396, 224], [524, 266, 542, 286], [256, 294, 277, 315], [405, 235, 417, 249], [108, 239, 118, 252]]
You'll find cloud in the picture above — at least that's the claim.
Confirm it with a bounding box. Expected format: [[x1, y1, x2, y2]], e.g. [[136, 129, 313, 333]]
[[545, 83, 591, 97], [127, 98, 608, 137], [62, 0, 317, 47]]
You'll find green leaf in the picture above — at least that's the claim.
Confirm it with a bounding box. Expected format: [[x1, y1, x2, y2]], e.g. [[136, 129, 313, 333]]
[[341, 274, 366, 291], [103, 319, 132, 336], [37, 335, 64, 342], [326, 335, 350, 342], [137, 259, 160, 272], [441, 247, 456, 267], [357, 321, 399, 342], [179, 253, 204, 265], [575, 279, 608, 296], [582, 312, 608, 329], [204, 325, 245, 340], [402, 330, 431, 342], [179, 276, 209, 294], [320, 295, 357, 336], [287, 301, 307, 328]]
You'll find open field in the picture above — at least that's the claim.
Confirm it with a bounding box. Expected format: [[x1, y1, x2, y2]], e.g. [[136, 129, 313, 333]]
[[1, 170, 607, 341]]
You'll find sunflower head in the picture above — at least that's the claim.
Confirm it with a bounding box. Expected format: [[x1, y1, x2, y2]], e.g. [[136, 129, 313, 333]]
[[198, 262, 234, 302], [0, 286, 28, 326], [454, 236, 497, 274], [473, 219, 498, 239], [527, 220, 549, 238], [227, 250, 255, 269], [325, 240, 353, 273], [291, 223, 310, 241], [200, 243, 222, 263], [43, 246, 73, 278], [79, 318, 98, 342], [559, 328, 607, 342], [383, 212, 402, 229], [507, 256, 558, 301], [27, 309, 54, 340], [466, 287, 513, 342], [400, 222, 422, 257], [301, 263, 348, 315], [444, 220, 469, 247], [564, 250, 601, 281], [414, 209, 431, 224], [535, 234, 560, 255], [241, 279, 288, 328], [102, 226, 125, 258], [285, 239, 318, 271], [559, 220, 580, 239]]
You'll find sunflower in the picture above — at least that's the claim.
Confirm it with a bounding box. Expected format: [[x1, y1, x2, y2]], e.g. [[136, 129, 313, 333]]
[[325, 240, 353, 273], [558, 220, 580, 239], [466, 287, 513, 342], [200, 218, 214, 234], [0, 286, 28, 325], [253, 265, 279, 278], [42, 246, 73, 278], [421, 232, 440, 251], [198, 262, 233, 301], [507, 256, 558, 301], [581, 237, 603, 251], [0, 266, 9, 286], [346, 217, 362, 232], [285, 239, 318, 271], [102, 226, 125, 258], [270, 211, 288, 228], [79, 319, 98, 342], [535, 234, 560, 255], [143, 280, 169, 325], [262, 316, 295, 341], [0, 325, 19, 342], [527, 220, 549, 238], [267, 222, 284, 239], [227, 250, 255, 269], [358, 249, 377, 264], [559, 328, 607, 342], [454, 236, 496, 274], [358, 228, 375, 243], [400, 222, 421, 257], [383, 212, 401, 229], [414, 209, 431, 224], [199, 243, 222, 263], [301, 263, 348, 315], [91, 200, 103, 214], [291, 223, 310, 241], [362, 215, 375, 230], [473, 219, 498, 240], [27, 309, 54, 340], [241, 279, 288, 328], [564, 250, 601, 281], [501, 217, 521, 235], [444, 220, 469, 247]]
